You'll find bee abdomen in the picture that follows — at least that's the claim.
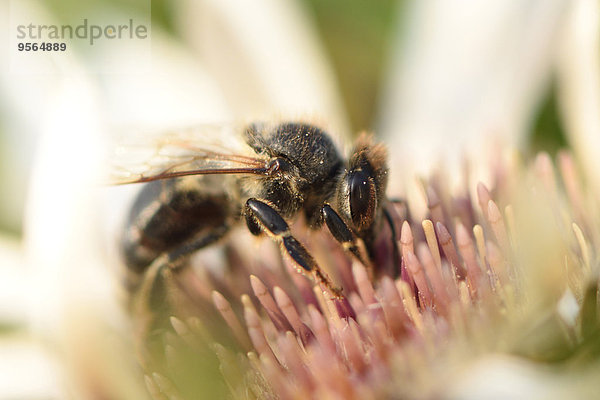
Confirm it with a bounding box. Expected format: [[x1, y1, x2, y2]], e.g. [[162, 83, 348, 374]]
[[121, 179, 236, 274]]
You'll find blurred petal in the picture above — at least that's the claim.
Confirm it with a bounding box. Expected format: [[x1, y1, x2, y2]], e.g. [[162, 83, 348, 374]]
[[177, 0, 350, 136], [556, 0, 600, 195], [101, 31, 232, 129], [380, 0, 569, 179]]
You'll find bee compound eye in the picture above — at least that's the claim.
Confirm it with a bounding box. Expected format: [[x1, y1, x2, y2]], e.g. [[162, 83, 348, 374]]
[[348, 170, 377, 232]]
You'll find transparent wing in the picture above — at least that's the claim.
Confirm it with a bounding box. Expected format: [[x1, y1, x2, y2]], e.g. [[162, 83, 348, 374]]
[[108, 124, 270, 185]]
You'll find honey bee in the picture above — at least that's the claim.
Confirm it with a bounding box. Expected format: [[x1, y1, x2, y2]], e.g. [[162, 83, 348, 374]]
[[112, 122, 396, 328]]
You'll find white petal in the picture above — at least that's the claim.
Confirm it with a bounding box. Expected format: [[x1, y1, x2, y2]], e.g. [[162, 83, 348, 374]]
[[556, 0, 600, 195], [380, 0, 569, 182], [177, 0, 350, 136]]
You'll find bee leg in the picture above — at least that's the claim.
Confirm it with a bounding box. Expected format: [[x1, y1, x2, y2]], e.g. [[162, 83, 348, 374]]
[[245, 198, 343, 298], [321, 204, 373, 272], [131, 225, 231, 364], [136, 224, 231, 304]]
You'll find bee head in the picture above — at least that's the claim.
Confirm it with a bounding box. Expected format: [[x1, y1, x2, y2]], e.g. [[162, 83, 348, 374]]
[[244, 122, 344, 218], [337, 135, 388, 236]]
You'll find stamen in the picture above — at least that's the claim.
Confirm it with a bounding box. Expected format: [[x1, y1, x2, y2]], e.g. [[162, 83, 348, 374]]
[[250, 275, 293, 332], [435, 222, 466, 279], [211, 291, 251, 349], [422, 219, 442, 268]]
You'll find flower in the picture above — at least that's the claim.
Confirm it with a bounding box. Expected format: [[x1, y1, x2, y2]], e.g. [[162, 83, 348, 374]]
[[136, 149, 600, 400], [3, 0, 599, 399]]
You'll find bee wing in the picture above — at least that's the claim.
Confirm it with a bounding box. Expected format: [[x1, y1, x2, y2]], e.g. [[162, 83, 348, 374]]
[[108, 125, 269, 185]]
